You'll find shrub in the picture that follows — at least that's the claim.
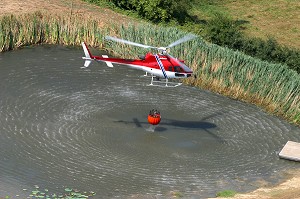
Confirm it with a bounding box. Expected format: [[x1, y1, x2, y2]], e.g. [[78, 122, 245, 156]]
[[109, 0, 192, 24], [204, 13, 244, 49]]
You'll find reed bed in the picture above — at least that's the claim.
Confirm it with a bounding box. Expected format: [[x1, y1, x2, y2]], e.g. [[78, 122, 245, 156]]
[[0, 12, 299, 125], [0, 12, 107, 51]]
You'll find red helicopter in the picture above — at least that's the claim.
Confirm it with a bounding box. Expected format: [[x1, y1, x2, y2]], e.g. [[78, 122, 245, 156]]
[[81, 34, 196, 87]]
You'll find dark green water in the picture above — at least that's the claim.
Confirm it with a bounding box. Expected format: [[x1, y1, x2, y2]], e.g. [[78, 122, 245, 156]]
[[0, 45, 299, 198]]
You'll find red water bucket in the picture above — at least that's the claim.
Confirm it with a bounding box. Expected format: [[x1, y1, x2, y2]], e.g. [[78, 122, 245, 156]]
[[148, 114, 161, 125]]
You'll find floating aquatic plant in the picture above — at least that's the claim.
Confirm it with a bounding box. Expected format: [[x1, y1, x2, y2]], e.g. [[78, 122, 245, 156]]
[[26, 186, 96, 199]]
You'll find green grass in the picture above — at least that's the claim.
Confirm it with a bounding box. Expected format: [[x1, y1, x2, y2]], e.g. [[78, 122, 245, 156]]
[[217, 0, 300, 49], [190, 0, 230, 19], [216, 190, 237, 197]]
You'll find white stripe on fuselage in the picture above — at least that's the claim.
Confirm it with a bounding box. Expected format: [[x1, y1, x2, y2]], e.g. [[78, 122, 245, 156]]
[[95, 60, 183, 78], [154, 54, 168, 78]]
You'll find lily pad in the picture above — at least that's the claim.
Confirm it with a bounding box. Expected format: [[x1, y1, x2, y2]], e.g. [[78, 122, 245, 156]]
[[65, 188, 73, 192], [31, 190, 40, 195], [27, 186, 96, 199]]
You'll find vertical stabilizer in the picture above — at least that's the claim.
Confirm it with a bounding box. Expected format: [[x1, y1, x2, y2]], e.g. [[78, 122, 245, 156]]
[[81, 42, 94, 68]]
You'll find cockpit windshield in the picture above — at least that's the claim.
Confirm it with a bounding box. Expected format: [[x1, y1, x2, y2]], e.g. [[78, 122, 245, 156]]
[[174, 66, 182, 72], [171, 56, 193, 73], [179, 62, 193, 73]]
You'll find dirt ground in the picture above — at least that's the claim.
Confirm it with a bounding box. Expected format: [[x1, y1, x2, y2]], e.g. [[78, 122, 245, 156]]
[[0, 0, 134, 26], [208, 169, 300, 199], [1, 0, 300, 198]]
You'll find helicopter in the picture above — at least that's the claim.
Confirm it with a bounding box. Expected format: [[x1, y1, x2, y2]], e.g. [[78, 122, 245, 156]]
[[81, 34, 196, 87]]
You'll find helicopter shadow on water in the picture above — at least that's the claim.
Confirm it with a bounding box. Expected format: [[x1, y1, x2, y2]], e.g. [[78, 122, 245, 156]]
[[115, 112, 226, 143]]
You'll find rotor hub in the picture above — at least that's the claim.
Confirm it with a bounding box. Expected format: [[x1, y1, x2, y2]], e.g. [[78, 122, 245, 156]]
[[157, 47, 168, 55]]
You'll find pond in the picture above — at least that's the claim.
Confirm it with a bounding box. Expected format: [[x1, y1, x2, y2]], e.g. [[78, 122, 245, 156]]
[[0, 45, 299, 198]]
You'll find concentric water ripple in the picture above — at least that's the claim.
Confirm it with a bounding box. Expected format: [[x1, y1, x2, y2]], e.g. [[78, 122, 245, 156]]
[[0, 45, 299, 198]]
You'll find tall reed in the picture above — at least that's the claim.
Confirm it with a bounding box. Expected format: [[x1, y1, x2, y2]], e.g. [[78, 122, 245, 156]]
[[0, 12, 106, 50], [0, 12, 299, 125]]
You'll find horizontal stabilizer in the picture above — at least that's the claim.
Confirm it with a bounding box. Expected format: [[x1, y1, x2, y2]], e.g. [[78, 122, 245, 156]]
[[102, 55, 114, 67]]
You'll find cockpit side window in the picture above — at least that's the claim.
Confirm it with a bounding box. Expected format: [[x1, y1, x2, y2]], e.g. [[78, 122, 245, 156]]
[[168, 66, 173, 71], [174, 66, 182, 72]]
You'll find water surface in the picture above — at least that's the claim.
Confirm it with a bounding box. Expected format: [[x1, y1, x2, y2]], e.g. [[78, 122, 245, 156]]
[[0, 45, 299, 198]]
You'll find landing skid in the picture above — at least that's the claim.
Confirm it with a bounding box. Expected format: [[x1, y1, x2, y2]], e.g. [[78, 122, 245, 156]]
[[148, 75, 182, 87]]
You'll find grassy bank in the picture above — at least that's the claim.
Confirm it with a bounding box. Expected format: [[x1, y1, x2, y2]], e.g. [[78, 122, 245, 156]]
[[0, 12, 299, 126]]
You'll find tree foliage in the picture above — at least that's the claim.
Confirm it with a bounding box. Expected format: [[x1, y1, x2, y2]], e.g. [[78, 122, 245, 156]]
[[204, 13, 244, 49], [110, 0, 191, 23]]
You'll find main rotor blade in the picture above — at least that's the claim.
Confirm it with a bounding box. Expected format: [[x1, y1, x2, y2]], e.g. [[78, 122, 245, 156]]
[[167, 34, 197, 48], [105, 36, 155, 49]]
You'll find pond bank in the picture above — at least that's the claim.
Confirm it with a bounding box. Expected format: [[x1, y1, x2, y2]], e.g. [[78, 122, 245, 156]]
[[209, 169, 300, 199]]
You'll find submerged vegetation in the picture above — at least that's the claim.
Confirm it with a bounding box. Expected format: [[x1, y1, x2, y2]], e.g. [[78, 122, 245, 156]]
[[0, 12, 299, 126]]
